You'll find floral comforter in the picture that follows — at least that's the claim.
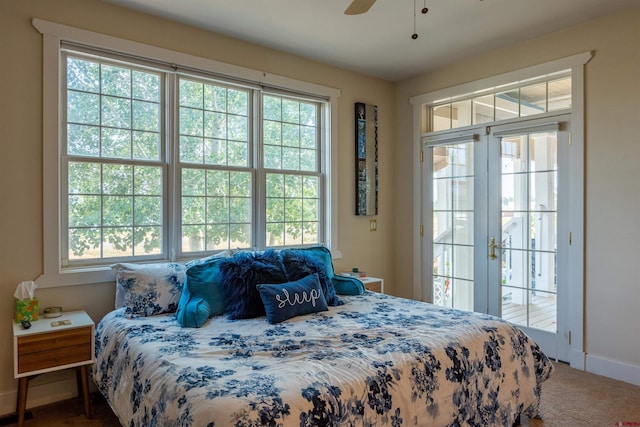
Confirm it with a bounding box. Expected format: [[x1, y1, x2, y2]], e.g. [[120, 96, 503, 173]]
[[93, 292, 553, 427]]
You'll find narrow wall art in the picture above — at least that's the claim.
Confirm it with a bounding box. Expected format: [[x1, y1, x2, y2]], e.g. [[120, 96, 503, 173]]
[[354, 102, 378, 216]]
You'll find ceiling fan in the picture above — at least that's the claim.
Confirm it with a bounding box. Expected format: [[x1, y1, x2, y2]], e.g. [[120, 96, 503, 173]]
[[344, 0, 377, 15], [344, 0, 430, 39], [344, 0, 482, 38], [344, 0, 430, 17]]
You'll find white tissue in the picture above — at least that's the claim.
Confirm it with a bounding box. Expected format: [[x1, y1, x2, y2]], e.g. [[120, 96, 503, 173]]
[[14, 280, 37, 300]]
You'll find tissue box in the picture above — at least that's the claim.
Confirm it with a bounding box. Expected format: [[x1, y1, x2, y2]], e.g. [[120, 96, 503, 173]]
[[14, 298, 39, 323]]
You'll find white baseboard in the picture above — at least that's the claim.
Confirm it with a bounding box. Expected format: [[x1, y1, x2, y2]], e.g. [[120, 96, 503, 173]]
[[585, 353, 640, 387], [0, 371, 77, 417]]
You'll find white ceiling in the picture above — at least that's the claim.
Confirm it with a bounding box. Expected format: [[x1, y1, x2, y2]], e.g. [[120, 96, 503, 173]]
[[103, 0, 638, 82]]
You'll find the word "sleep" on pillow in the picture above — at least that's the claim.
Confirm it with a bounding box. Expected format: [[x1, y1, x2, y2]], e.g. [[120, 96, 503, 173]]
[[257, 274, 328, 323]]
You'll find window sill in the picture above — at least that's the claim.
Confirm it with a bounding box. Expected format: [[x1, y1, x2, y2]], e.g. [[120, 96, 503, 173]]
[[36, 266, 115, 289]]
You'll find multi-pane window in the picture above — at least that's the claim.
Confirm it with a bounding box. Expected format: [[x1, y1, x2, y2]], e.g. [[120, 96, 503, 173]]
[[263, 95, 321, 246], [62, 49, 325, 268], [178, 78, 252, 253], [65, 56, 164, 263], [431, 71, 572, 132]]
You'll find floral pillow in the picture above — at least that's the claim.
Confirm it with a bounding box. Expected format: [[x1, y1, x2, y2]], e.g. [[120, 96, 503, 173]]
[[112, 262, 186, 318]]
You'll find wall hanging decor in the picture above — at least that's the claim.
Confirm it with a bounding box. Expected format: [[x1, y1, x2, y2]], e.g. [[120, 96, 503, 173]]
[[354, 102, 378, 216]]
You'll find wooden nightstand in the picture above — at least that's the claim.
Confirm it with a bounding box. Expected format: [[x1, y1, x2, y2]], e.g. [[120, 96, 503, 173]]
[[359, 277, 384, 293], [13, 310, 95, 427]]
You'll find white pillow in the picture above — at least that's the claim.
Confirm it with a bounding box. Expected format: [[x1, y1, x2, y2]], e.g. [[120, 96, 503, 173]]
[[112, 262, 185, 318], [113, 250, 235, 311]]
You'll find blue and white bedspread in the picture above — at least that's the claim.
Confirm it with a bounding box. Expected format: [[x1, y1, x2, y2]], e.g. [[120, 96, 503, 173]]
[[93, 292, 554, 427]]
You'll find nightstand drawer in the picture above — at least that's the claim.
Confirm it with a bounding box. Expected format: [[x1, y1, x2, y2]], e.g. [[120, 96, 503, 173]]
[[364, 281, 382, 293], [358, 277, 384, 293], [17, 326, 92, 374]]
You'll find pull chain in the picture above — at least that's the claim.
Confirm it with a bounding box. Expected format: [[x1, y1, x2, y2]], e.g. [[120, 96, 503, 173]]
[[411, 0, 429, 40], [412, 0, 418, 39]]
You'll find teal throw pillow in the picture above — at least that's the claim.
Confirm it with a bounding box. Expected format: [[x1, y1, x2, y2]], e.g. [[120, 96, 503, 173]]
[[175, 296, 210, 328], [280, 245, 361, 295], [176, 257, 227, 327], [333, 275, 366, 295], [285, 246, 335, 279], [257, 274, 328, 324]]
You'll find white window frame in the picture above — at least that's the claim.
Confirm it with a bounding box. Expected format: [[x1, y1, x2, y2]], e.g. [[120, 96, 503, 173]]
[[34, 18, 342, 288]]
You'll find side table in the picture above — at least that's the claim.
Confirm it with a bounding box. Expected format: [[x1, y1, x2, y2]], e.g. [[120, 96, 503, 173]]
[[359, 276, 384, 293], [13, 310, 95, 427]]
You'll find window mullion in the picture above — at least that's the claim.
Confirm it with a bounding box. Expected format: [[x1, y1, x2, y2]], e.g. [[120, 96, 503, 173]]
[[166, 72, 177, 261], [254, 89, 266, 250]]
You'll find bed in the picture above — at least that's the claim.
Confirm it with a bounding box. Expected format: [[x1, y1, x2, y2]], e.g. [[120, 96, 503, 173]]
[[93, 291, 554, 427]]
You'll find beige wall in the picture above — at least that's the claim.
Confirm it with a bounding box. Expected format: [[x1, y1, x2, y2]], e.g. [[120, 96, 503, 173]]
[[394, 8, 640, 372], [0, 0, 395, 412]]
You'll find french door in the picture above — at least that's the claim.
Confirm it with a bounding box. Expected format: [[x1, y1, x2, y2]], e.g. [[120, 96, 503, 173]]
[[427, 116, 571, 360]]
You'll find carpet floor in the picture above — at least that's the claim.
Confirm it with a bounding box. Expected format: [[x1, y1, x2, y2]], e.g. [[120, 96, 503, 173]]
[[521, 362, 640, 427], [1, 362, 639, 426]]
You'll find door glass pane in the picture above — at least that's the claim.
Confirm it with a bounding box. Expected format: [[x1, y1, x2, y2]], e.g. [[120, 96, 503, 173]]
[[433, 212, 452, 244], [500, 132, 557, 332], [432, 141, 474, 312], [453, 212, 473, 246], [529, 133, 558, 172], [452, 177, 474, 210], [501, 136, 526, 173], [528, 290, 557, 331], [452, 278, 474, 311]]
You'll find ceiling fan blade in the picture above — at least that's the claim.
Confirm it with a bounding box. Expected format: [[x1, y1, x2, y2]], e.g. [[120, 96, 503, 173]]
[[344, 0, 376, 15]]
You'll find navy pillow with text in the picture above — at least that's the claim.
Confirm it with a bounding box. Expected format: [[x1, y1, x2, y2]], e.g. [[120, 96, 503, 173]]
[[257, 274, 328, 324]]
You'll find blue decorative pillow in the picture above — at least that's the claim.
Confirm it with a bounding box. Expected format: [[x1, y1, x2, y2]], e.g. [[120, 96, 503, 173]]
[[111, 262, 185, 318], [280, 248, 342, 306], [219, 250, 288, 320], [176, 257, 227, 327], [175, 296, 210, 328], [257, 274, 328, 324], [333, 275, 366, 295], [284, 246, 335, 278], [184, 249, 234, 269]]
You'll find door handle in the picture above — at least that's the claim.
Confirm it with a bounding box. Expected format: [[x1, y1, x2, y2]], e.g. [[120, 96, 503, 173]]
[[489, 237, 498, 260]]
